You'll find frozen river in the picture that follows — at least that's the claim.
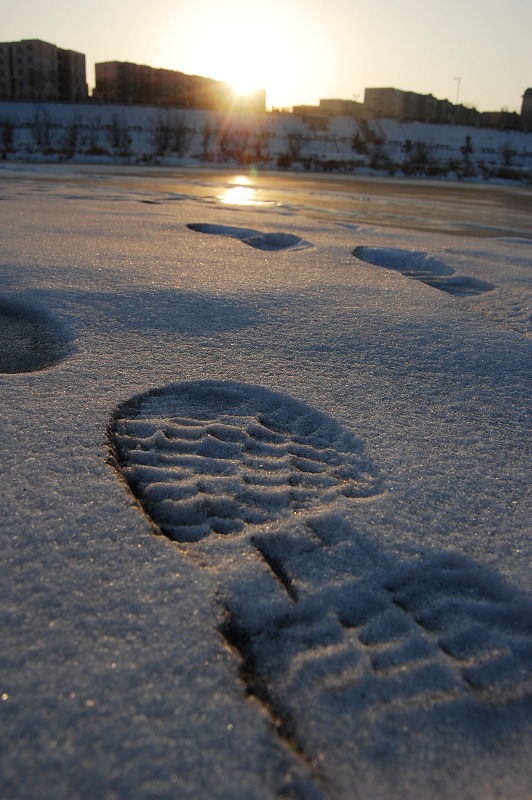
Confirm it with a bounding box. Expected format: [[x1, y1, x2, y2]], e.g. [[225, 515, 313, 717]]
[[3, 162, 532, 238]]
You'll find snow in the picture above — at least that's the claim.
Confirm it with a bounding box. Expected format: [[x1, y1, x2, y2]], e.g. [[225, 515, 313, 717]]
[[1, 101, 532, 177], [0, 161, 531, 800]]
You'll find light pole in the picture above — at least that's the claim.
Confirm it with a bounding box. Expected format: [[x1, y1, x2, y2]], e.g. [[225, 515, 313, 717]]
[[454, 76, 461, 105]]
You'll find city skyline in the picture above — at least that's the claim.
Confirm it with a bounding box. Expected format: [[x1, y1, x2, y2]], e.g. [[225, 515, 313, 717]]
[[0, 0, 530, 112]]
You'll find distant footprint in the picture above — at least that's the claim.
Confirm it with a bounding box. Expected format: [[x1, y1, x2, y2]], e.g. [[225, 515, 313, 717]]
[[0, 298, 72, 373], [354, 246, 495, 297], [108, 380, 381, 544], [187, 223, 313, 251]]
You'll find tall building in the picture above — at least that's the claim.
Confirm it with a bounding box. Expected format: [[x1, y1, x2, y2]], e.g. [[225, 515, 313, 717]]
[[94, 60, 266, 112], [521, 89, 532, 128], [57, 47, 87, 101], [95, 61, 224, 108], [0, 39, 87, 101]]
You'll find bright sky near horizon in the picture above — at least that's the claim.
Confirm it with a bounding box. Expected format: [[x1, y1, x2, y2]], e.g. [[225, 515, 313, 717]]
[[1, 0, 530, 112]]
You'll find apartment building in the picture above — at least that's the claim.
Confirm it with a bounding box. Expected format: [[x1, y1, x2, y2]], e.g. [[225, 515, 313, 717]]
[[95, 61, 187, 106], [0, 39, 87, 102], [363, 87, 483, 126], [319, 98, 363, 116], [363, 88, 406, 120], [94, 60, 266, 112], [522, 89, 532, 128], [95, 61, 220, 108]]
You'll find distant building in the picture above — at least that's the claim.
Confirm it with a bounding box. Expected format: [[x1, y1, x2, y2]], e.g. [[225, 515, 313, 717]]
[[319, 98, 363, 116], [521, 89, 532, 128], [95, 61, 188, 106], [364, 88, 406, 120], [232, 89, 266, 114], [94, 61, 266, 112], [480, 110, 522, 130], [0, 39, 87, 101], [363, 86, 482, 126], [292, 104, 319, 116], [291, 104, 328, 130]]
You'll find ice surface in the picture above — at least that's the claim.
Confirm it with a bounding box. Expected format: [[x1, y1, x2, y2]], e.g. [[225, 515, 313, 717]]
[[0, 165, 531, 800]]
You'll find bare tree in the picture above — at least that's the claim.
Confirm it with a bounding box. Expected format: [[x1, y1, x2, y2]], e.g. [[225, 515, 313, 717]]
[[106, 114, 131, 152], [201, 121, 215, 160], [254, 128, 271, 163], [62, 114, 83, 154], [170, 113, 190, 156], [287, 132, 304, 159], [0, 117, 16, 157], [151, 112, 190, 157], [32, 106, 56, 149], [151, 113, 173, 155], [460, 135, 475, 176]]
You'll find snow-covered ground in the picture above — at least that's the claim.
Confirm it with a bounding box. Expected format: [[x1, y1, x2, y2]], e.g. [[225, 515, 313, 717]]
[[0, 163, 531, 799], [1, 101, 532, 179]]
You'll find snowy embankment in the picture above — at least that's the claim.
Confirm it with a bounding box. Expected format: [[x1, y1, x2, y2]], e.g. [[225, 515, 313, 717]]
[[1, 100, 531, 180], [0, 164, 531, 799]]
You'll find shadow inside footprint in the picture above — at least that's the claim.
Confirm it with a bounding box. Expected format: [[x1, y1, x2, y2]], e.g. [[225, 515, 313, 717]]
[[0, 298, 72, 373], [108, 380, 381, 543], [187, 223, 312, 251], [354, 246, 495, 297], [221, 514, 532, 792]]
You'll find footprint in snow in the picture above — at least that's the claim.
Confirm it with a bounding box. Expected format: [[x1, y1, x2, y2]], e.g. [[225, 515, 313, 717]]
[[0, 298, 72, 373], [108, 380, 381, 544], [187, 222, 313, 251], [221, 519, 532, 794], [108, 380, 532, 790], [354, 245, 496, 297]]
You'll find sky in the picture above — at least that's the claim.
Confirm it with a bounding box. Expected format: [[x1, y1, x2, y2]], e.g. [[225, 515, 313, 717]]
[[1, 0, 531, 111]]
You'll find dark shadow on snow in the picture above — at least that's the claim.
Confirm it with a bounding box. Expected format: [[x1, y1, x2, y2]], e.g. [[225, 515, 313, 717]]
[[354, 246, 496, 297], [0, 297, 74, 373], [187, 223, 313, 252]]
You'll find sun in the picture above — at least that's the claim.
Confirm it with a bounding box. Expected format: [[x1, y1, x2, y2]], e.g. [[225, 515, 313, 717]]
[[163, 0, 315, 109], [216, 29, 299, 108], [227, 70, 264, 99], [218, 39, 266, 98], [209, 28, 277, 101]]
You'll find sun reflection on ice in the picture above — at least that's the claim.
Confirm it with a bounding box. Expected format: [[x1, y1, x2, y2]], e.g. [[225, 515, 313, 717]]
[[218, 175, 270, 206]]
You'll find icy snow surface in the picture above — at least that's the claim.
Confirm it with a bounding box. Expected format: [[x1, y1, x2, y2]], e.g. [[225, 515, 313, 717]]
[[0, 164, 531, 800]]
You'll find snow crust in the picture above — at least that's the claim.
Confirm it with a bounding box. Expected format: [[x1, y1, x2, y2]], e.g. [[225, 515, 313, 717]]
[[0, 164, 531, 799]]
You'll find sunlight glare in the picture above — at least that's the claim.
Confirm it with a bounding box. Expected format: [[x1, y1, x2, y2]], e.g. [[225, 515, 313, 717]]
[[218, 35, 267, 98], [219, 185, 256, 205], [217, 175, 271, 206], [227, 63, 262, 98], [162, 0, 322, 109]]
